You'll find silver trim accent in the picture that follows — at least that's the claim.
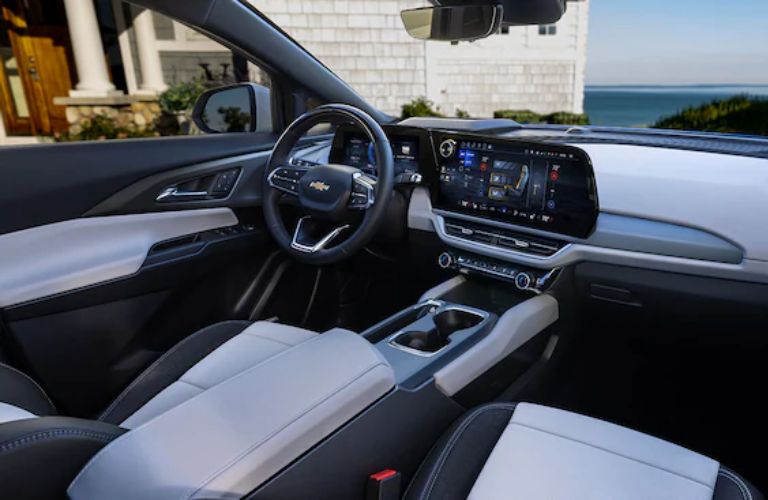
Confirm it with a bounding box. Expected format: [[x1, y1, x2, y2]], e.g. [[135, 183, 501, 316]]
[[439, 139, 456, 158], [386, 302, 490, 358], [350, 172, 375, 210], [156, 187, 209, 201], [290, 216, 350, 253], [156, 169, 244, 203], [436, 214, 571, 262]]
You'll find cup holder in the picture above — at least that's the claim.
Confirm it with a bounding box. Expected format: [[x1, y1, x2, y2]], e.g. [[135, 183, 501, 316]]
[[434, 308, 484, 336], [391, 307, 486, 355]]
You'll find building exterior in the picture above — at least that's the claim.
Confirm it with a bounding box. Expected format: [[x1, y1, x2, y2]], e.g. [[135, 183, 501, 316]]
[[0, 0, 589, 142], [258, 0, 590, 117]]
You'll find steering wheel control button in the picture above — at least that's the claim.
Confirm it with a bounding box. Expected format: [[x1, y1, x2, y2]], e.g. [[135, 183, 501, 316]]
[[268, 167, 306, 195], [439, 139, 457, 158], [349, 173, 375, 210]]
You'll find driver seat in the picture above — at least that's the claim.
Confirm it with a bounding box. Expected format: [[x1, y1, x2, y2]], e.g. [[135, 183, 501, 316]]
[[0, 320, 324, 498]]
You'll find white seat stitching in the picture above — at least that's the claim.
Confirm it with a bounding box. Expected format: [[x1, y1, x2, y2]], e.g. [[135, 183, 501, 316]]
[[188, 361, 390, 500], [98, 320, 250, 420], [718, 469, 752, 500], [509, 420, 716, 489], [0, 362, 56, 412], [418, 403, 517, 500]]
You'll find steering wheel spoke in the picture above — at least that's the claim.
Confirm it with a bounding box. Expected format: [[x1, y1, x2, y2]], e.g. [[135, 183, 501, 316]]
[[349, 172, 376, 210], [267, 164, 308, 196], [290, 216, 350, 253]]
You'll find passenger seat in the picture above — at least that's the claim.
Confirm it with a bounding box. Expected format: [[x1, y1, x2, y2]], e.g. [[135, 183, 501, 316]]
[[405, 403, 762, 500]]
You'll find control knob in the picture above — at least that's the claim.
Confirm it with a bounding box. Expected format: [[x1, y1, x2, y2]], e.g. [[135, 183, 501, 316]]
[[438, 252, 454, 269], [439, 139, 456, 158], [515, 272, 532, 291]]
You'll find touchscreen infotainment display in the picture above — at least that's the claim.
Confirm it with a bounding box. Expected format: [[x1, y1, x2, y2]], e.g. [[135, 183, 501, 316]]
[[434, 137, 598, 237]]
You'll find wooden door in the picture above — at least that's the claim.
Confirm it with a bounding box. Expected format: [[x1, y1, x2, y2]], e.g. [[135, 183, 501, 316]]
[[0, 0, 73, 136], [0, 7, 33, 135]]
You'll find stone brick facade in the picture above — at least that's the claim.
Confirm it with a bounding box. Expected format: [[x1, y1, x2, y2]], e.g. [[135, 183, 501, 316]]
[[53, 95, 162, 136]]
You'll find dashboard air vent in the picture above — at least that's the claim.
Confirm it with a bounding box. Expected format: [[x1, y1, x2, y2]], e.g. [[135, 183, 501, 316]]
[[443, 218, 564, 257]]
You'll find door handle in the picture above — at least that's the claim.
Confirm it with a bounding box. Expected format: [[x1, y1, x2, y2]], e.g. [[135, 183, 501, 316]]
[[156, 187, 209, 202]]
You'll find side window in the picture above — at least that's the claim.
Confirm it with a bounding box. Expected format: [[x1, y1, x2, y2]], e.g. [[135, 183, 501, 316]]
[[538, 24, 557, 36], [0, 0, 271, 145]]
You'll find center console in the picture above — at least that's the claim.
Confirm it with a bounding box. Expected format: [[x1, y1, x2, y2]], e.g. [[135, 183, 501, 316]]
[[361, 274, 559, 396], [362, 299, 496, 389]]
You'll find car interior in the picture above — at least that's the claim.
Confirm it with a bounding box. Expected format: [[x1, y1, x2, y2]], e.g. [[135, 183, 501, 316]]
[[0, 0, 766, 499]]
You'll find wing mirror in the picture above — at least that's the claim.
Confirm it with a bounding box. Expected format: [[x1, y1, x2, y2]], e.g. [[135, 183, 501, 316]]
[[400, 4, 503, 42], [191, 83, 272, 134]]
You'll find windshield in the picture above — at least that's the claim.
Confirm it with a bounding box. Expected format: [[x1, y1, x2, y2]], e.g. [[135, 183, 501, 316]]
[[254, 0, 768, 137]]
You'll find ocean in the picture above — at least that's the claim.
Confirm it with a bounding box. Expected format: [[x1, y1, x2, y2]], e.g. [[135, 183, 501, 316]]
[[583, 85, 768, 128]]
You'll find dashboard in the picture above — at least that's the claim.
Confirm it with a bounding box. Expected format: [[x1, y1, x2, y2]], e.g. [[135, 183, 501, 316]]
[[329, 125, 599, 239], [300, 116, 768, 286]]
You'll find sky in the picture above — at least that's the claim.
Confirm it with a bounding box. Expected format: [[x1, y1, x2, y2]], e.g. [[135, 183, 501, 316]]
[[586, 0, 768, 85]]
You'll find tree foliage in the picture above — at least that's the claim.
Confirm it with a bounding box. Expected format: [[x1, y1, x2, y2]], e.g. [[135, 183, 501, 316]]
[[654, 96, 768, 136], [55, 115, 156, 142], [401, 97, 444, 119], [494, 109, 589, 125]]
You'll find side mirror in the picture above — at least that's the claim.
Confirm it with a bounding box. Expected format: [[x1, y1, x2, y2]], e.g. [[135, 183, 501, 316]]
[[401, 4, 503, 42], [191, 83, 272, 134]]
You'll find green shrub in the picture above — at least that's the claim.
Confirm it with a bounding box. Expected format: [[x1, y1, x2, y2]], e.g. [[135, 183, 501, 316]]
[[494, 109, 590, 125], [654, 95, 768, 136], [401, 97, 444, 119], [159, 79, 206, 113], [455, 108, 471, 119], [493, 109, 544, 123], [55, 115, 156, 142], [546, 112, 590, 125]]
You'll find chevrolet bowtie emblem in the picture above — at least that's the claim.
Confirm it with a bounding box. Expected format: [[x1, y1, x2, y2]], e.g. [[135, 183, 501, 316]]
[[309, 180, 331, 192]]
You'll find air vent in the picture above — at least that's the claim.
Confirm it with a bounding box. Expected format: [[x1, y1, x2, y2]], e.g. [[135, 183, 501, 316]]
[[443, 218, 564, 257]]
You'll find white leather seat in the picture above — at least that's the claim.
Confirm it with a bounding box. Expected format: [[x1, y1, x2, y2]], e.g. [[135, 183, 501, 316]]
[[405, 402, 762, 500], [67, 322, 395, 500]]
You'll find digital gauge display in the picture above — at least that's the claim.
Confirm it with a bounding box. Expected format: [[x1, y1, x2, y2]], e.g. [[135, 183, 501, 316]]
[[341, 133, 419, 176]]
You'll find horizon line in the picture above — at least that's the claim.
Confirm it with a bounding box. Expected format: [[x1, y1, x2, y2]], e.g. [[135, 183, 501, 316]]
[[586, 83, 768, 88]]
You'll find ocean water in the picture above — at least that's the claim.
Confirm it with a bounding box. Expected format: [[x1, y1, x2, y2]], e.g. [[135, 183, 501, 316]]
[[583, 85, 768, 128]]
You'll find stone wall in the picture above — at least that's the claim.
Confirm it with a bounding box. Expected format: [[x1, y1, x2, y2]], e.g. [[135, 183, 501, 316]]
[[54, 96, 162, 135]]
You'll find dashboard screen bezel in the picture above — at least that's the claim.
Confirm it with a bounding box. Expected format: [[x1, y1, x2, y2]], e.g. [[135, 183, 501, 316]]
[[329, 124, 436, 182], [430, 132, 599, 238]]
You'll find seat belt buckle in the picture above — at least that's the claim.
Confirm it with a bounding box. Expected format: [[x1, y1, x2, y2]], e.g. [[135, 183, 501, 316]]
[[366, 469, 401, 500]]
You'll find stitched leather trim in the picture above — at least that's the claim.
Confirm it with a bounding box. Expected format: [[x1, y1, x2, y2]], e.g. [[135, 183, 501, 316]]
[[0, 428, 115, 454], [719, 468, 752, 500], [98, 320, 251, 421], [0, 362, 56, 413], [409, 403, 517, 500]]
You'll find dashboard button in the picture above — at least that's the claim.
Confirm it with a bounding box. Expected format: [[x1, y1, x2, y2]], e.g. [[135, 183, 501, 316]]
[[515, 272, 532, 291], [439, 139, 457, 158], [438, 252, 454, 269]]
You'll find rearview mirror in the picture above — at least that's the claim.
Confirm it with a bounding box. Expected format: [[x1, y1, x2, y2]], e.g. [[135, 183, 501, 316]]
[[401, 5, 503, 42], [191, 83, 272, 134]]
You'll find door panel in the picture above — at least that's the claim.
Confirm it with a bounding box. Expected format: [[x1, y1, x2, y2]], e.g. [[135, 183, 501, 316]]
[[0, 133, 281, 417], [0, 208, 238, 308], [0, 134, 276, 235]]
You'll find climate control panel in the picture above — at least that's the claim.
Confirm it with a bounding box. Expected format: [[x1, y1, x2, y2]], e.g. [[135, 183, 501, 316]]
[[438, 251, 560, 293]]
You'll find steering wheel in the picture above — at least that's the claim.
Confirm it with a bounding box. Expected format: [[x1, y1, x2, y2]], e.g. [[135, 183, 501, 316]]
[[263, 104, 394, 265]]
